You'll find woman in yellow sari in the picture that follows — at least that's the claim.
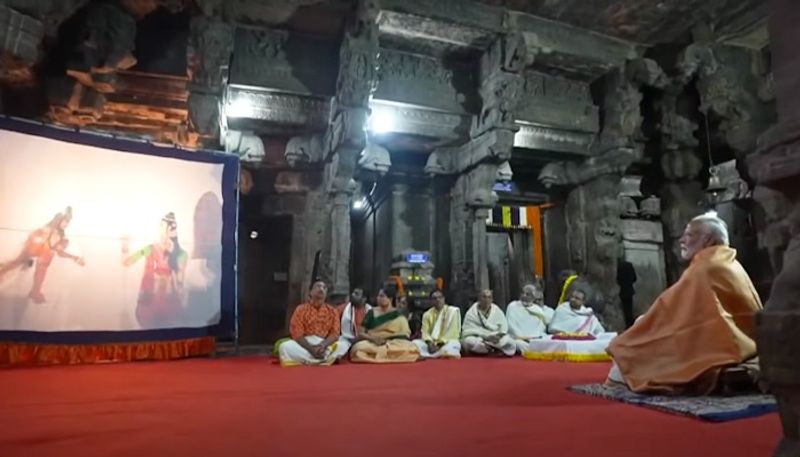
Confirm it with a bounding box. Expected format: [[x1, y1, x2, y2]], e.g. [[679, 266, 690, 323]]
[[349, 289, 420, 363]]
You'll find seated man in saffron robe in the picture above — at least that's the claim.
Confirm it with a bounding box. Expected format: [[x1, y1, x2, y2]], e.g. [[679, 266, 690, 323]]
[[349, 288, 420, 363], [413, 289, 462, 359], [279, 280, 347, 367], [507, 284, 554, 353], [607, 212, 763, 394], [461, 289, 516, 357], [549, 288, 606, 336], [336, 287, 372, 355]]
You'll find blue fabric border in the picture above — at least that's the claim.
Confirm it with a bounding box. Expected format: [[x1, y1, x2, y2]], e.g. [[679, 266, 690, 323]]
[[0, 117, 239, 344]]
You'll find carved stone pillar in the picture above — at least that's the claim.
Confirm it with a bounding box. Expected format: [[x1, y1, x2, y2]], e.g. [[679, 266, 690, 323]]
[[449, 162, 501, 305], [444, 33, 527, 306], [314, 0, 378, 301], [187, 17, 233, 143], [657, 90, 705, 283], [325, 183, 358, 297], [540, 63, 660, 330], [682, 36, 779, 290], [750, 2, 800, 456]]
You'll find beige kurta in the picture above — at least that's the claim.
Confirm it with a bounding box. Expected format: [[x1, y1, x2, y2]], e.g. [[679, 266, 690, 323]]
[[607, 245, 763, 394]]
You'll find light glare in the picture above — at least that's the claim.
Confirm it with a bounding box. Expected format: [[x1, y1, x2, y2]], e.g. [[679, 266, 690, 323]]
[[352, 198, 366, 210], [225, 99, 254, 118], [369, 109, 395, 134]]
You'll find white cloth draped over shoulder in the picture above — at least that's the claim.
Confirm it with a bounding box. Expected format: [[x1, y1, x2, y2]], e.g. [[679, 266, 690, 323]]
[[506, 300, 555, 353], [461, 302, 516, 356], [506, 301, 553, 338], [340, 302, 372, 341], [548, 302, 605, 336], [413, 305, 462, 359]]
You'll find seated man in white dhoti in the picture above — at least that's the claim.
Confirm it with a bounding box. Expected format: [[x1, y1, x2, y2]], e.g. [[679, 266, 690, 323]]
[[461, 289, 516, 357], [335, 287, 372, 355], [413, 289, 462, 359], [278, 280, 348, 367], [523, 288, 616, 362], [506, 284, 554, 353], [549, 289, 606, 336]]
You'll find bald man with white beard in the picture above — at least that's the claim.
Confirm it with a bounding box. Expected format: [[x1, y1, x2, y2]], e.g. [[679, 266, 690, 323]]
[[506, 284, 554, 354]]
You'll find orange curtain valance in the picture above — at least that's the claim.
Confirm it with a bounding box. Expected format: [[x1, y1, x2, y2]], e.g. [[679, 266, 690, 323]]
[[0, 337, 215, 367]]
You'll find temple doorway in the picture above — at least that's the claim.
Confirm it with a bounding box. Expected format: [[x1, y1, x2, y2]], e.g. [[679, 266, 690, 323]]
[[238, 214, 293, 344]]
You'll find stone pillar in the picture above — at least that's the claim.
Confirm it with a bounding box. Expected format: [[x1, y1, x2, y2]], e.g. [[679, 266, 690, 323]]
[[564, 171, 626, 328], [656, 90, 705, 283], [446, 33, 527, 306], [314, 0, 379, 301], [749, 2, 800, 456], [187, 17, 234, 145], [546, 63, 662, 330]]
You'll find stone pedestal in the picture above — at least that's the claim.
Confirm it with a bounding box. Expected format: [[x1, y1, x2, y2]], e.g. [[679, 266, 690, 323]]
[[621, 219, 667, 317]]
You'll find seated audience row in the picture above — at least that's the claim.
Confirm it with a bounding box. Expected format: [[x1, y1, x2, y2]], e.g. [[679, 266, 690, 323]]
[[279, 280, 605, 366]]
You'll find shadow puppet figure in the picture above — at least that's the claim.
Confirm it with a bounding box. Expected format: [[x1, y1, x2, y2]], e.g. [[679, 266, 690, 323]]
[[121, 212, 187, 328], [0, 206, 85, 303]]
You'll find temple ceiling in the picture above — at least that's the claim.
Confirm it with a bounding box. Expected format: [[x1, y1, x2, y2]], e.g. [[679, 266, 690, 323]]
[[478, 0, 767, 47], [0, 0, 772, 167]]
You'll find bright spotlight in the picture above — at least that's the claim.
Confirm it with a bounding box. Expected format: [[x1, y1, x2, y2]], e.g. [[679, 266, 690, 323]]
[[352, 198, 366, 210], [369, 109, 396, 134], [226, 98, 254, 118], [250, 231, 259, 239]]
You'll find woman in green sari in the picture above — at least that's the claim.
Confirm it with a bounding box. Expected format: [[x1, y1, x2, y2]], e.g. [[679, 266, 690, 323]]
[[349, 288, 420, 363]]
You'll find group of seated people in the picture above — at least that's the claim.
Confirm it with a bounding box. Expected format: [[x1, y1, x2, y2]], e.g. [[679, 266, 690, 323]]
[[278, 277, 607, 366], [279, 211, 764, 396]]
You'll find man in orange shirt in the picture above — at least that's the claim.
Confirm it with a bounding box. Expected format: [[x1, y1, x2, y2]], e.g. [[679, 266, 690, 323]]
[[279, 280, 346, 366]]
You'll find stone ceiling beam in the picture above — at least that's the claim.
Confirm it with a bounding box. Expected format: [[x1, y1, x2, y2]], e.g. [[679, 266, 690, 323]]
[[512, 12, 640, 79], [378, 0, 640, 80]]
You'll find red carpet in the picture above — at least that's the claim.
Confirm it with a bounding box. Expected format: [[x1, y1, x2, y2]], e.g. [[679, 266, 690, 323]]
[[0, 357, 780, 457]]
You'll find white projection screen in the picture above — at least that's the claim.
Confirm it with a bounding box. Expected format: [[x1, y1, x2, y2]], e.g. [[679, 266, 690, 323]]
[[0, 122, 237, 334]]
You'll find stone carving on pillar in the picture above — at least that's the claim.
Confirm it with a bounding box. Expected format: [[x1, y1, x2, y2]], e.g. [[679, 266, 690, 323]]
[[358, 140, 391, 175], [747, 3, 800, 455], [187, 17, 233, 142], [657, 86, 705, 284], [496, 161, 513, 182], [752, 186, 792, 279], [538, 60, 664, 330], [678, 34, 775, 160], [223, 130, 264, 161], [285, 134, 325, 166]]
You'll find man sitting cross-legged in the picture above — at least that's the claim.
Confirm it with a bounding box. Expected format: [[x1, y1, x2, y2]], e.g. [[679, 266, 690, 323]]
[[279, 280, 348, 367], [413, 289, 462, 359], [607, 212, 763, 394], [549, 288, 606, 336], [335, 287, 372, 355], [506, 283, 554, 354], [461, 289, 516, 357]]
